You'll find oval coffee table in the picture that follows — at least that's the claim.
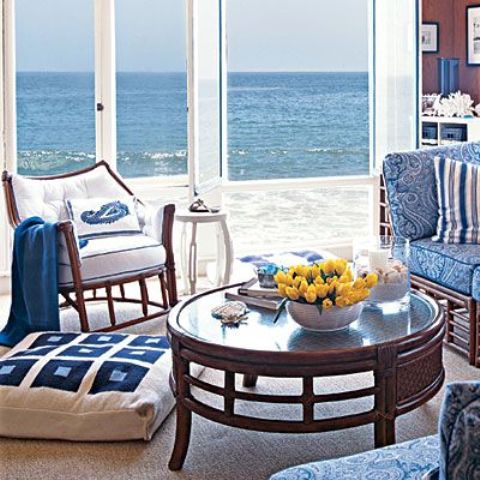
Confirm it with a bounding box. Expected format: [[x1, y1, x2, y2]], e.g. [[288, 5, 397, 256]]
[[167, 284, 445, 470]]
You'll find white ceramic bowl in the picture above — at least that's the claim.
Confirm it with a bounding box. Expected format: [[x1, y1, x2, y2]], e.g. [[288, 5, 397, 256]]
[[286, 301, 363, 332]]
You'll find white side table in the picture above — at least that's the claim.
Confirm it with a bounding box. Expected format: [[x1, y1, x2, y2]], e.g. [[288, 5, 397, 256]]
[[175, 210, 234, 295]]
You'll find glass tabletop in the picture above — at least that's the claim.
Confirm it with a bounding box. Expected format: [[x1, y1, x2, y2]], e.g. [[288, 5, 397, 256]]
[[174, 289, 438, 353]]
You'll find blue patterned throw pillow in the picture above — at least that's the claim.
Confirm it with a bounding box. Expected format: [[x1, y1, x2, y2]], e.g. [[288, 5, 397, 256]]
[[433, 157, 480, 244], [66, 196, 141, 239]]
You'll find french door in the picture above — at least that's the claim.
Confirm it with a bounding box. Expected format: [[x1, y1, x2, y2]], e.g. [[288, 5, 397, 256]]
[[186, 0, 227, 200]]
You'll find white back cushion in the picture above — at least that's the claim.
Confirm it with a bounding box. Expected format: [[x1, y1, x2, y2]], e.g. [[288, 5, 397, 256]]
[[11, 165, 131, 223]]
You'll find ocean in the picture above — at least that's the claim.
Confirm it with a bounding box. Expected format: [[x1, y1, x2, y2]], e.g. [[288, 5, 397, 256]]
[[16, 72, 369, 180]]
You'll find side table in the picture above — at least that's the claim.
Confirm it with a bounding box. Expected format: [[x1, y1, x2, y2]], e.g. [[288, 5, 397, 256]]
[[175, 210, 234, 295]]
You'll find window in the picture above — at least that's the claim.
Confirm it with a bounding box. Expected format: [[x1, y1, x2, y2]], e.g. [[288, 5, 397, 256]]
[[115, 0, 187, 179], [15, 0, 95, 176], [227, 0, 370, 181]]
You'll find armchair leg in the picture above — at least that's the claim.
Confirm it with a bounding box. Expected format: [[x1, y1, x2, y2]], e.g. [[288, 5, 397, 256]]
[[167, 265, 179, 307], [75, 288, 90, 332]]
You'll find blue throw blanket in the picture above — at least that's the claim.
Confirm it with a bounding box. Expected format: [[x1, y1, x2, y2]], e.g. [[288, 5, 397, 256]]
[[0, 217, 59, 347]]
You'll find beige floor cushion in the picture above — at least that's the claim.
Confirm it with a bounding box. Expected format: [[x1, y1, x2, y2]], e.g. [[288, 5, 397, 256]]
[[0, 331, 183, 441]]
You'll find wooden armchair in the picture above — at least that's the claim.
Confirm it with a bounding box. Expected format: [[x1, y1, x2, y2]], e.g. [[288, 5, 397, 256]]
[[2, 161, 178, 332]]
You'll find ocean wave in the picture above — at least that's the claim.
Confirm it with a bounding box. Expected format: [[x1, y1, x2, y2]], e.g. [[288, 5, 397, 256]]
[[305, 147, 368, 155], [228, 147, 369, 157], [147, 150, 187, 160]]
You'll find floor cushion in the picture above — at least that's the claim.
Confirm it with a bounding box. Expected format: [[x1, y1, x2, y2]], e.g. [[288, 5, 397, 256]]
[[239, 249, 331, 268], [0, 331, 179, 441], [270, 435, 439, 480], [409, 239, 480, 295], [58, 234, 166, 287]]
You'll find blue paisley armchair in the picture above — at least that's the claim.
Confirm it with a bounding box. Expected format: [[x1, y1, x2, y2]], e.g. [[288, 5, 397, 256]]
[[270, 381, 480, 480], [2, 161, 178, 332], [380, 142, 480, 366]]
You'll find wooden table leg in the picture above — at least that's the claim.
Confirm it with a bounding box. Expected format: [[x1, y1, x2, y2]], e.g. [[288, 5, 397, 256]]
[[242, 374, 258, 388], [374, 345, 397, 448], [169, 353, 192, 471], [168, 402, 192, 471]]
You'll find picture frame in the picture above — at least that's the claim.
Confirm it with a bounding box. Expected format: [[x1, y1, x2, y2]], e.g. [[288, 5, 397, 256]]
[[467, 5, 480, 66], [422, 23, 439, 54], [422, 94, 441, 116]]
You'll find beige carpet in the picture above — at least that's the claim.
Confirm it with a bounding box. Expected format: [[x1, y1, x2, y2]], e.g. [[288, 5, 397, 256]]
[[0, 305, 479, 480]]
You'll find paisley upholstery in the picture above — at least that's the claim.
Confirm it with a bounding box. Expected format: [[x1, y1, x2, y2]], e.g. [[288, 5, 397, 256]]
[[383, 142, 480, 241], [269, 436, 439, 480], [439, 382, 480, 479], [271, 381, 480, 480], [471, 269, 480, 302], [409, 239, 480, 295]]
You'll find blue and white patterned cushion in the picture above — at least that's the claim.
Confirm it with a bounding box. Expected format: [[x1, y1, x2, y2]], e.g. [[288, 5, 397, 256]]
[[383, 142, 480, 241], [433, 157, 480, 244], [439, 382, 480, 479], [471, 268, 480, 302], [66, 196, 142, 239], [270, 436, 439, 480], [239, 250, 329, 269], [409, 239, 480, 295], [0, 332, 185, 441]]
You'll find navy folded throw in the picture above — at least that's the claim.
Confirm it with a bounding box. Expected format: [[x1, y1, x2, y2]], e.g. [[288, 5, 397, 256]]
[[0, 217, 60, 347]]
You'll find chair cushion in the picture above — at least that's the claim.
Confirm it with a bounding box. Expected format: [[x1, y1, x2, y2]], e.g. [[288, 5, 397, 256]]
[[383, 142, 480, 241], [433, 157, 480, 244], [409, 239, 480, 295], [0, 332, 175, 441], [270, 435, 439, 480], [66, 197, 141, 239], [59, 234, 166, 287], [11, 164, 132, 223]]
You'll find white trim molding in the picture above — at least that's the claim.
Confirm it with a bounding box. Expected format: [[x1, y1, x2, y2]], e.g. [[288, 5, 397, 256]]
[[0, 0, 16, 282], [95, 0, 116, 168]]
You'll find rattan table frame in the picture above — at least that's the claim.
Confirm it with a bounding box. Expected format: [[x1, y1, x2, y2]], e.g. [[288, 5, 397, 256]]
[[167, 285, 445, 471]]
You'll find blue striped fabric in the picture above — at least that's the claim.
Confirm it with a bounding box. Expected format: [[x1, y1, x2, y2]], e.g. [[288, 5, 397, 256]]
[[434, 156, 480, 244]]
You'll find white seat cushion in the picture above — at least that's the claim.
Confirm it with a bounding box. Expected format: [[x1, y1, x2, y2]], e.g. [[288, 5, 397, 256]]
[[0, 332, 182, 441], [59, 234, 166, 287]]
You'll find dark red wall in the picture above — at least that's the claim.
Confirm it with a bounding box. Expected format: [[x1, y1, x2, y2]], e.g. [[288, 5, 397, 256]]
[[423, 0, 480, 103]]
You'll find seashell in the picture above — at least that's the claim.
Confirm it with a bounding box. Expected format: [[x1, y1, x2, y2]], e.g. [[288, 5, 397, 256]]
[[385, 271, 401, 284]]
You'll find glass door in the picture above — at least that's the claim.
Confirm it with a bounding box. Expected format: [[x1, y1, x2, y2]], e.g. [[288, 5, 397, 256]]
[[187, 0, 226, 198]]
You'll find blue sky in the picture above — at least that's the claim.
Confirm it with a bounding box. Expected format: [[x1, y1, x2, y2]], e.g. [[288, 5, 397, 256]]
[[16, 0, 368, 72]]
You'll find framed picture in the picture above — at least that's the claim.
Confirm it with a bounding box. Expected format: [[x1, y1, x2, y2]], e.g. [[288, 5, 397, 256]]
[[422, 23, 439, 53], [422, 94, 441, 116], [467, 5, 480, 66]]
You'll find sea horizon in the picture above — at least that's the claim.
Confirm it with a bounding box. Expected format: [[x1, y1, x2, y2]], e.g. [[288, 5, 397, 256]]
[[16, 71, 369, 182]]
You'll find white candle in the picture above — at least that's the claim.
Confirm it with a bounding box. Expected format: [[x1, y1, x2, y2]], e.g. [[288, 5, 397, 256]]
[[368, 249, 389, 271]]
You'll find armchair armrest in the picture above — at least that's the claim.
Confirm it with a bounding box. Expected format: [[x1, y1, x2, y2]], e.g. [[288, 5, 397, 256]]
[[57, 220, 81, 267], [142, 203, 176, 246]]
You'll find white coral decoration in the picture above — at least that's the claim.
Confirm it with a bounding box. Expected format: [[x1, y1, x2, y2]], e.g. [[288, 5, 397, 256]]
[[438, 91, 474, 118]]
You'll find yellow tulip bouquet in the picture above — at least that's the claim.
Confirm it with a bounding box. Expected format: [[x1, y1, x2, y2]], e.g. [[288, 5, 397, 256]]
[[272, 258, 378, 322]]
